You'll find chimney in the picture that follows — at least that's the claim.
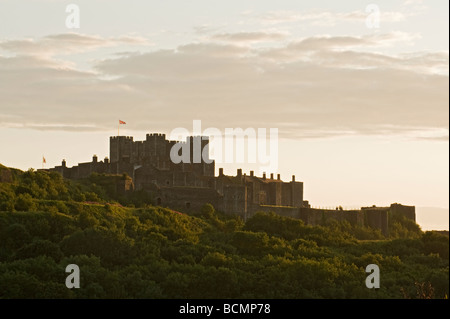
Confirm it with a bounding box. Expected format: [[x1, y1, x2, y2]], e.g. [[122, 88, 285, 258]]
[[93, 155, 98, 163], [219, 168, 224, 176], [263, 172, 266, 180], [277, 174, 280, 180], [62, 159, 66, 168], [250, 170, 254, 177], [292, 175, 295, 182], [104, 157, 109, 164], [270, 173, 274, 180], [237, 169, 242, 177]]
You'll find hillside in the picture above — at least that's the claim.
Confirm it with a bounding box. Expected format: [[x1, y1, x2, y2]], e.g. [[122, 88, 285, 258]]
[[0, 165, 448, 299]]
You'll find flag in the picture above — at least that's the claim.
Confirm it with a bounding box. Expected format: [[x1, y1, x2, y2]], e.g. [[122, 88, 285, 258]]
[[119, 120, 126, 125], [43, 156, 46, 164]]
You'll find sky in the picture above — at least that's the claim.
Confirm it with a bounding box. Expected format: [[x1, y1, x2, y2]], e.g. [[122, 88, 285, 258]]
[[0, 1, 448, 228]]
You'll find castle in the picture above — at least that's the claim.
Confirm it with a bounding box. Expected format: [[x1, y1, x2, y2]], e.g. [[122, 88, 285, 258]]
[[47, 133, 416, 235]]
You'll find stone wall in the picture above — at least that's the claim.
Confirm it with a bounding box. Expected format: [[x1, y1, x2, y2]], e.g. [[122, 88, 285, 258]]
[[255, 205, 300, 219], [390, 203, 415, 221]]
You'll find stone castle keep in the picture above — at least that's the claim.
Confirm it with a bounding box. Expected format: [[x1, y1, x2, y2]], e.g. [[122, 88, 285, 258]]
[[47, 133, 416, 235]]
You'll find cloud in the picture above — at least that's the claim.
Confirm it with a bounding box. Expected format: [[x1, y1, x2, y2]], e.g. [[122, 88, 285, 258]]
[[264, 32, 418, 53], [3, 123, 105, 132], [243, 9, 412, 27], [210, 32, 288, 43], [178, 43, 250, 58], [0, 33, 150, 58], [259, 33, 437, 73], [0, 33, 448, 141]]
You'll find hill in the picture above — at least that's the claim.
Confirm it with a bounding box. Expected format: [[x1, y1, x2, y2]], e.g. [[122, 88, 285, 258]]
[[0, 164, 448, 298]]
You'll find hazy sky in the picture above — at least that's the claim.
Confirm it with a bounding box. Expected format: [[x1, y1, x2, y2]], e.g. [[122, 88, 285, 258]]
[[0, 1, 448, 214]]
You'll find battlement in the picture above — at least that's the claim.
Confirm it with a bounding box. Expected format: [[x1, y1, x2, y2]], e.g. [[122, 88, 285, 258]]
[[188, 135, 209, 140], [110, 136, 134, 141], [225, 168, 297, 183], [146, 133, 166, 139], [141, 135, 211, 146]]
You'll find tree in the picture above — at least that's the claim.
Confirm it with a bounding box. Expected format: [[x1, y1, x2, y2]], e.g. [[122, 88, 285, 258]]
[[201, 203, 215, 219], [14, 193, 36, 211]]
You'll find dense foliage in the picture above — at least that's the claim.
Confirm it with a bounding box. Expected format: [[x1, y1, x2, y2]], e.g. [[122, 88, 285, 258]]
[[0, 165, 448, 299]]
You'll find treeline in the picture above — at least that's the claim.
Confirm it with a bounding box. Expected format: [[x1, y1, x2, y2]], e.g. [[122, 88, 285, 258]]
[[0, 166, 152, 211], [0, 165, 448, 299]]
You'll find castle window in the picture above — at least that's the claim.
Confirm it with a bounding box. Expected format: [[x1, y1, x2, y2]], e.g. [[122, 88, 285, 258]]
[[186, 202, 191, 209], [156, 198, 162, 205], [166, 180, 170, 185]]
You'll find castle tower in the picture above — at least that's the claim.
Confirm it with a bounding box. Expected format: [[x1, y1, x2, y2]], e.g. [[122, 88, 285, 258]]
[[186, 136, 215, 177], [201, 136, 214, 176], [110, 136, 134, 163]]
